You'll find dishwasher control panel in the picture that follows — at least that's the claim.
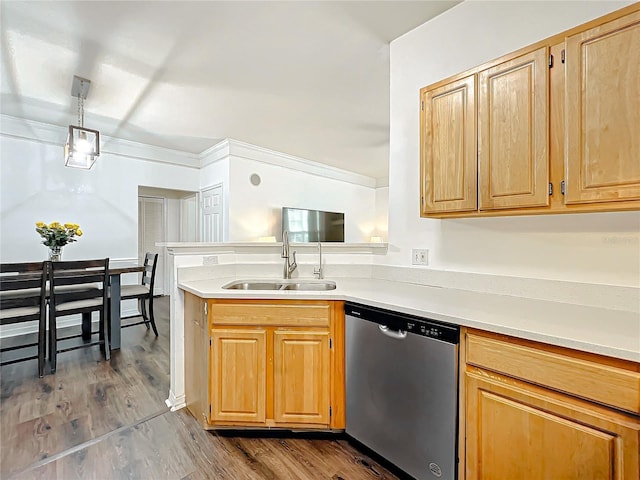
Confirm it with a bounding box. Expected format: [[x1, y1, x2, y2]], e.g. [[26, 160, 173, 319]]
[[345, 302, 459, 344]]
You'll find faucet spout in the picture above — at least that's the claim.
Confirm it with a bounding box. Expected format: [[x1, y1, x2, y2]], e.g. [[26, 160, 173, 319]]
[[313, 241, 323, 279], [281, 230, 297, 279]]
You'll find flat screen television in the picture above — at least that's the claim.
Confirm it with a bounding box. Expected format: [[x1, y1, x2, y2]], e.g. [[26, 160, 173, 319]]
[[282, 207, 344, 242]]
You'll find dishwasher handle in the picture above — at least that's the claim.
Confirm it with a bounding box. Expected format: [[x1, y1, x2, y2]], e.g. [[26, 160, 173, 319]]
[[378, 325, 407, 340]]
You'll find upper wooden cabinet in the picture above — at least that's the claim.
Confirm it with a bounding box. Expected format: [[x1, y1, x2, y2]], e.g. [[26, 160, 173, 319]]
[[421, 75, 477, 214], [420, 4, 640, 218], [565, 10, 640, 204], [478, 47, 549, 210]]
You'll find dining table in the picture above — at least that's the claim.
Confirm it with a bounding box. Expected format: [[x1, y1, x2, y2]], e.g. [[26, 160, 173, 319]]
[[78, 264, 145, 350]]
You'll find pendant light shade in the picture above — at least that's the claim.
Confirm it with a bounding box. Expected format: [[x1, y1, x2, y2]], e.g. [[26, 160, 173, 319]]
[[64, 76, 100, 169]]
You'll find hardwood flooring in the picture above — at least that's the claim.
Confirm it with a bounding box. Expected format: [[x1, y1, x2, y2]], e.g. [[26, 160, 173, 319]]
[[1, 298, 400, 480]]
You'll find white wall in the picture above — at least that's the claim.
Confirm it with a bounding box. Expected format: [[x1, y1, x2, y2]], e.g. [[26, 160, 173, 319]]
[[227, 155, 377, 242], [375, 186, 389, 241], [387, 0, 640, 286], [0, 127, 200, 264]]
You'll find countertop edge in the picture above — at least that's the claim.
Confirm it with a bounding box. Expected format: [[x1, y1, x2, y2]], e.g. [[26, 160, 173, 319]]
[[178, 279, 640, 363]]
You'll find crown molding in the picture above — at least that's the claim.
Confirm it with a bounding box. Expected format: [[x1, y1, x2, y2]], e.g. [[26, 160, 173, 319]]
[[0, 115, 386, 185], [199, 139, 231, 166], [0, 114, 200, 168], [211, 138, 379, 188]]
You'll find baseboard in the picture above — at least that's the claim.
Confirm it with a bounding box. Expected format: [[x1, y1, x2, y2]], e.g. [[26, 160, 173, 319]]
[[166, 390, 186, 411]]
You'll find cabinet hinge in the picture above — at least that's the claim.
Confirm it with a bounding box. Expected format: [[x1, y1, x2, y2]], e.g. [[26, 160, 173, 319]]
[[561, 49, 565, 64], [329, 406, 332, 417], [548, 54, 554, 68], [329, 338, 332, 349], [561, 180, 566, 195], [210, 337, 212, 347], [548, 182, 553, 196], [209, 404, 211, 416]]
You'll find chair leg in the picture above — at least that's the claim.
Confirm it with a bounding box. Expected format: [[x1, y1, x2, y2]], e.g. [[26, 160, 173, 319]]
[[99, 309, 110, 361], [140, 298, 149, 326], [49, 311, 57, 374], [148, 295, 158, 337], [38, 313, 46, 378]]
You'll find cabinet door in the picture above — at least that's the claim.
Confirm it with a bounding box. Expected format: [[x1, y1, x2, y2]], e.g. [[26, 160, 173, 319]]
[[421, 75, 477, 214], [465, 368, 640, 480], [565, 10, 640, 204], [478, 47, 549, 210], [273, 331, 330, 426], [210, 328, 267, 424]]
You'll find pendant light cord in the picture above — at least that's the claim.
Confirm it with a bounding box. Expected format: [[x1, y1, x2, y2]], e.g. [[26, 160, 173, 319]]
[[77, 80, 85, 128]]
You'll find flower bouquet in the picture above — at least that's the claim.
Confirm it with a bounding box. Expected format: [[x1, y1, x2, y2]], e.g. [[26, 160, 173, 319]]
[[35, 221, 83, 261]]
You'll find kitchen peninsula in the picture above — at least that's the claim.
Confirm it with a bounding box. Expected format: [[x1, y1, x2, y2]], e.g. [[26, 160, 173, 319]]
[[170, 241, 640, 480], [177, 247, 640, 478]]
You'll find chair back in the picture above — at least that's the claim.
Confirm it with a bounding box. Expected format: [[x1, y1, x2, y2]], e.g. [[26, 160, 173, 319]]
[[142, 253, 158, 294], [49, 259, 109, 314], [0, 262, 47, 325]]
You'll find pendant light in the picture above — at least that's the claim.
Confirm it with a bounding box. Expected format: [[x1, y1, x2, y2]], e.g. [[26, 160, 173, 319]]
[[64, 75, 100, 169]]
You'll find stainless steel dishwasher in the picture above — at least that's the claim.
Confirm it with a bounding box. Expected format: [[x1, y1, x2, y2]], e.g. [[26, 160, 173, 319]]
[[345, 302, 460, 480]]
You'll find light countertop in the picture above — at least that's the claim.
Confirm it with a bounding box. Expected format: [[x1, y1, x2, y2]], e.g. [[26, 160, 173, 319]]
[[179, 276, 640, 363]]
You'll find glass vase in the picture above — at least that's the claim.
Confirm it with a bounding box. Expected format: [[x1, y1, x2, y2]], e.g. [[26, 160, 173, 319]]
[[48, 246, 63, 262]]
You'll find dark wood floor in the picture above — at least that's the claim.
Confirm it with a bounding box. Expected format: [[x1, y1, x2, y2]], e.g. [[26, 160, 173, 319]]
[[1, 298, 400, 480]]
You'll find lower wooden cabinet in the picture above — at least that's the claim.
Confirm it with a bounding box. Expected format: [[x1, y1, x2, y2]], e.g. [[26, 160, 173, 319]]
[[463, 329, 640, 480], [185, 295, 344, 431], [210, 328, 267, 424], [273, 330, 330, 425], [465, 367, 640, 480]]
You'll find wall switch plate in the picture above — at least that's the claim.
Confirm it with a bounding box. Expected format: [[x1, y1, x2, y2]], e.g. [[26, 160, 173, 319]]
[[411, 249, 429, 266], [203, 255, 219, 266]]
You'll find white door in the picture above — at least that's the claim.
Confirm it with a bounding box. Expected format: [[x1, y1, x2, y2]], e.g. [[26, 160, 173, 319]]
[[201, 184, 223, 242], [138, 196, 165, 296]]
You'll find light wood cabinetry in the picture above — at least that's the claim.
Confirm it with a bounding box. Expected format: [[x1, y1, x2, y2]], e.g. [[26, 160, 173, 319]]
[[420, 4, 640, 218], [421, 75, 477, 214], [273, 331, 330, 425], [478, 47, 549, 210], [210, 328, 267, 424], [185, 297, 345, 431], [462, 329, 640, 480], [565, 10, 640, 205]]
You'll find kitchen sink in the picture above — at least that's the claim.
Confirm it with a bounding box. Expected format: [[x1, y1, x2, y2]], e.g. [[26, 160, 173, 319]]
[[222, 280, 336, 291], [282, 282, 336, 291], [222, 281, 283, 290]]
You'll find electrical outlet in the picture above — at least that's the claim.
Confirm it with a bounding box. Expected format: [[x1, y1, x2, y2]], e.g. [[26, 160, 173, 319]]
[[203, 255, 219, 266], [411, 249, 429, 266]]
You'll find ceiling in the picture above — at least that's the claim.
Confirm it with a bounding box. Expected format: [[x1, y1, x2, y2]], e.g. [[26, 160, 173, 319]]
[[1, 1, 460, 181]]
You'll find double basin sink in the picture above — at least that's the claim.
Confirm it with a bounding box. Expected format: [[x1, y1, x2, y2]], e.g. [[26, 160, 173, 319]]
[[222, 279, 336, 291]]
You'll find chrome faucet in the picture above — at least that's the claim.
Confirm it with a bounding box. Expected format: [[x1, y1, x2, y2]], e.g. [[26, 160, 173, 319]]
[[281, 230, 297, 279], [313, 241, 323, 279]]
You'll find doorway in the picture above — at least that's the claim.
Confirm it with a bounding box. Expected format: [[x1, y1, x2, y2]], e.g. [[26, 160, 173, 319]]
[[138, 196, 166, 295], [201, 184, 223, 242]]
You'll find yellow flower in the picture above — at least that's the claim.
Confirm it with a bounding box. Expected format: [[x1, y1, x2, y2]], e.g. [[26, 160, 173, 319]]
[[49, 221, 61, 229], [76, 229, 83, 236], [36, 221, 45, 228], [64, 223, 75, 229]]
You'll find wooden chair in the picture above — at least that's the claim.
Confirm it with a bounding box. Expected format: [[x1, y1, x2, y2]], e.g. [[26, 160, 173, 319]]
[[121, 253, 158, 336], [0, 261, 48, 377], [48, 259, 110, 373]]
